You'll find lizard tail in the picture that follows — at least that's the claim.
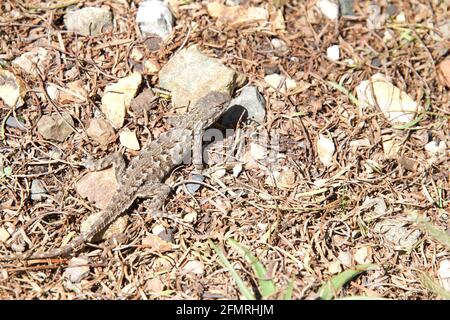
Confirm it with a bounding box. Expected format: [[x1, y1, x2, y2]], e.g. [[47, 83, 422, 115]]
[[0, 235, 87, 261]]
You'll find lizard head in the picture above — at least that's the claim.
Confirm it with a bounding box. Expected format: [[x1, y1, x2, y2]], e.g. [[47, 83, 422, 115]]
[[169, 91, 231, 129]]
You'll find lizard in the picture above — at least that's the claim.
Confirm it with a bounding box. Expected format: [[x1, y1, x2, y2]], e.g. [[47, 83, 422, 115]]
[[1, 91, 231, 261]]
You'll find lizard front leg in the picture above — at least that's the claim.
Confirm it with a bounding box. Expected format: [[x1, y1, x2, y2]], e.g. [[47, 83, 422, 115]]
[[84, 151, 126, 185], [192, 123, 204, 171]]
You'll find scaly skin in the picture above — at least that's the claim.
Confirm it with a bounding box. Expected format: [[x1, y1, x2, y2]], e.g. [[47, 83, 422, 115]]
[[1, 92, 231, 261]]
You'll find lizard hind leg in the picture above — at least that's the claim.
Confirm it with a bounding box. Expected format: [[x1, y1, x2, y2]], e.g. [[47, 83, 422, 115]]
[[137, 183, 191, 228]]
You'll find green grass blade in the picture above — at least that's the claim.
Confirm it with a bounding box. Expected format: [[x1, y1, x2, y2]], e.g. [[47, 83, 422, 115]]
[[209, 240, 255, 300], [326, 81, 360, 106], [415, 219, 450, 250], [227, 238, 277, 298], [392, 93, 430, 130], [318, 264, 378, 300], [417, 270, 450, 300], [282, 280, 294, 300]]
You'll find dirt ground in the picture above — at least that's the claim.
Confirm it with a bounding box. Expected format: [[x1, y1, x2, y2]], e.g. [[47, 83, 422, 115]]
[[0, 0, 449, 299]]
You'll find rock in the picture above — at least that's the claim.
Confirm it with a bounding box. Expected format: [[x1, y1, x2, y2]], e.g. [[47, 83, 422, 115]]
[[271, 38, 288, 53], [207, 2, 268, 26], [349, 138, 371, 150], [76, 167, 118, 209], [270, 7, 286, 30], [328, 260, 342, 274], [396, 12, 406, 23], [81, 211, 128, 242], [64, 257, 90, 283], [327, 45, 340, 61], [145, 278, 164, 293], [264, 74, 297, 93], [30, 179, 47, 201], [86, 118, 116, 146], [141, 234, 172, 253], [186, 174, 204, 194], [156, 228, 175, 243], [0, 227, 10, 242], [373, 219, 421, 250], [0, 69, 26, 107], [425, 140, 446, 158], [438, 260, 450, 292], [226, 0, 242, 5], [339, 0, 354, 16], [435, 20, 450, 40], [360, 196, 387, 215], [101, 72, 142, 128], [12, 47, 52, 76], [158, 45, 237, 110], [5, 115, 26, 130], [152, 224, 166, 236], [367, 4, 385, 31], [437, 59, 450, 88], [383, 29, 395, 42], [265, 167, 297, 189], [382, 134, 402, 156], [242, 142, 267, 169], [220, 86, 266, 126], [130, 48, 144, 61], [356, 73, 423, 124], [37, 112, 74, 142], [46, 85, 59, 101], [264, 73, 283, 90], [144, 59, 160, 74], [338, 251, 352, 267], [317, 135, 335, 166], [119, 129, 140, 150], [211, 168, 226, 179], [232, 163, 243, 177], [183, 212, 197, 223], [136, 0, 174, 39], [130, 88, 155, 114], [59, 80, 88, 104], [64, 7, 113, 36], [317, 0, 339, 20], [182, 260, 205, 275], [354, 246, 372, 264]]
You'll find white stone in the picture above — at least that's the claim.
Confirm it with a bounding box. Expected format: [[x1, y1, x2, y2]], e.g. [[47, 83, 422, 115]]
[[119, 129, 140, 150], [136, 0, 174, 39], [0, 70, 25, 107], [264, 73, 283, 90], [327, 45, 340, 61], [317, 135, 335, 166], [438, 259, 450, 292], [182, 260, 205, 275], [356, 73, 422, 124], [64, 257, 90, 283], [12, 47, 52, 76], [425, 140, 447, 158], [396, 12, 406, 23], [101, 72, 142, 128], [317, 0, 339, 20]]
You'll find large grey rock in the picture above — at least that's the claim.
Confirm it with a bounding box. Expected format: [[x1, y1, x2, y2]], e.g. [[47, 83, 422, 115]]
[[136, 0, 174, 39], [64, 7, 112, 36], [159, 45, 237, 109], [220, 86, 266, 126]]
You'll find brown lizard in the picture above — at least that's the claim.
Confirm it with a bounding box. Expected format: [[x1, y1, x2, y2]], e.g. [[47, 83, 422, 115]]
[[1, 91, 231, 261]]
